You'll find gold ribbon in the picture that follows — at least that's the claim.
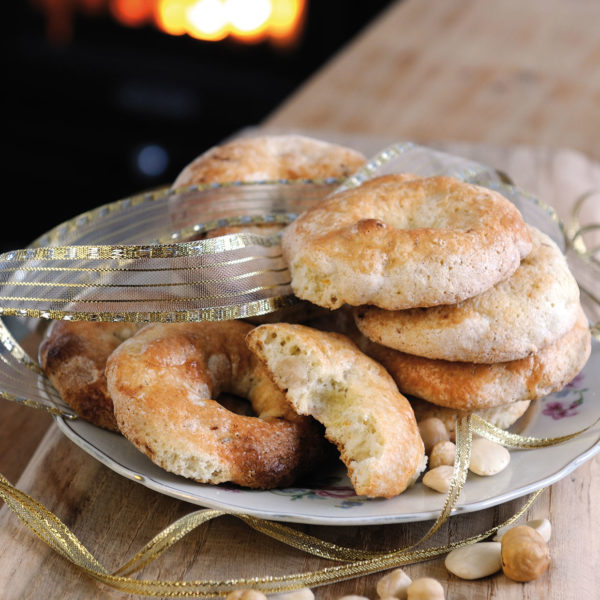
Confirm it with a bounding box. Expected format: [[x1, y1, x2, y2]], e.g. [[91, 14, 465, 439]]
[[471, 413, 600, 448], [3, 412, 599, 597]]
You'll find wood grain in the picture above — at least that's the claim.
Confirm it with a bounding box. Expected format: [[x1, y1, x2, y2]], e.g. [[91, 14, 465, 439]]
[[267, 0, 600, 163]]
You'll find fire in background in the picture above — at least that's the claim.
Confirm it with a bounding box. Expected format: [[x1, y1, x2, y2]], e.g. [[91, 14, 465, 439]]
[[32, 0, 306, 47]]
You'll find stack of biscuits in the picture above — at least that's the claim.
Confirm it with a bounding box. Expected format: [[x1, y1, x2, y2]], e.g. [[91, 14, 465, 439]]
[[281, 171, 591, 450], [351, 224, 591, 440]]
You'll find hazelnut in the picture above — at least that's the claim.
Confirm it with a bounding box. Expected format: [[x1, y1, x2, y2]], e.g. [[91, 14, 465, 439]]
[[501, 525, 550, 582]]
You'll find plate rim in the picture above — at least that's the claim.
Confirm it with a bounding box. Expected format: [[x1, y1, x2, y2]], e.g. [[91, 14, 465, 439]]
[[53, 401, 600, 526]]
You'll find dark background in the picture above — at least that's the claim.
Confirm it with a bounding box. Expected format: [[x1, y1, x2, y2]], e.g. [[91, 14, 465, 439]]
[[4, 1, 394, 252]]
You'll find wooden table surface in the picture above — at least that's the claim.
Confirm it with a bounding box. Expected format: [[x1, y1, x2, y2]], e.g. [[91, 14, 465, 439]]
[[1, 0, 599, 598]]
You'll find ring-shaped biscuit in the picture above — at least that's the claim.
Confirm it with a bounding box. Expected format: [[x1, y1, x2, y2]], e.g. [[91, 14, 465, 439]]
[[354, 226, 581, 363], [281, 175, 532, 310], [170, 134, 365, 238], [172, 134, 366, 188], [105, 321, 327, 489], [39, 321, 142, 431]]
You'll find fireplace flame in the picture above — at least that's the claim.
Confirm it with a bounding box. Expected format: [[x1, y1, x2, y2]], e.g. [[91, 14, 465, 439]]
[[33, 0, 306, 47]]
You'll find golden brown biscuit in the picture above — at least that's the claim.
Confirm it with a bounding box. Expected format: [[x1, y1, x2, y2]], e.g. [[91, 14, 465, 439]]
[[172, 134, 366, 188], [106, 321, 328, 489], [359, 306, 591, 411], [246, 323, 426, 498], [39, 321, 142, 431], [354, 226, 580, 363], [281, 175, 532, 310], [171, 134, 365, 244]]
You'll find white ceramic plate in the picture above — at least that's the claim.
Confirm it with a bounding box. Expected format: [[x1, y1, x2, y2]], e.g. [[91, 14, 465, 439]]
[[54, 340, 600, 525]]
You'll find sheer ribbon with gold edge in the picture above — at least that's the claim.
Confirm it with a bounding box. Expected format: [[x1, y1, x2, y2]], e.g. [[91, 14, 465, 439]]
[[0, 143, 599, 595]]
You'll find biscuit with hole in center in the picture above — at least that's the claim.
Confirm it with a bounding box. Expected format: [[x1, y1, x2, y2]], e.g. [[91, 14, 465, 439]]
[[172, 134, 366, 188], [281, 174, 532, 310], [106, 321, 328, 489]]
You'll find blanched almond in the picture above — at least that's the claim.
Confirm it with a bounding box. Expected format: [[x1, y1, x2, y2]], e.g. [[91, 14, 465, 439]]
[[444, 542, 502, 579], [418, 418, 450, 454], [429, 441, 456, 469], [422, 465, 454, 493], [376, 567, 412, 599], [469, 438, 510, 476], [406, 577, 444, 600]]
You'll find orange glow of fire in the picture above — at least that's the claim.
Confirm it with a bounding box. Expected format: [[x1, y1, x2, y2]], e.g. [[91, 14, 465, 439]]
[[32, 0, 306, 47], [111, 0, 155, 28]]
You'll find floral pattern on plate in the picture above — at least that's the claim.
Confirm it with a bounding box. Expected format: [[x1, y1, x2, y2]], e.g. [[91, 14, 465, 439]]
[[267, 473, 366, 508], [541, 375, 586, 420]]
